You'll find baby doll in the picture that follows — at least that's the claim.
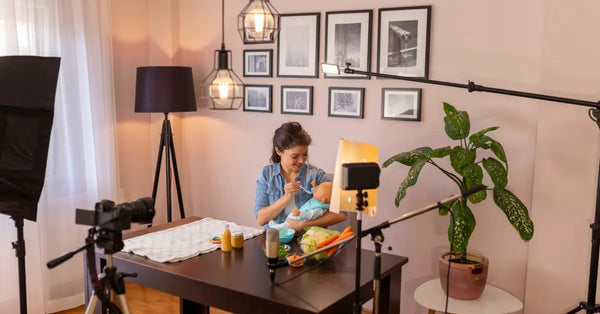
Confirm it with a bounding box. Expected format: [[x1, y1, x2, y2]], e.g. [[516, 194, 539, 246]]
[[269, 181, 332, 229]]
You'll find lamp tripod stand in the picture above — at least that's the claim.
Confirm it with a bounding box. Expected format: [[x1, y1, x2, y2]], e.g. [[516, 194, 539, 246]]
[[151, 113, 185, 222], [332, 62, 600, 313], [134, 66, 197, 222]]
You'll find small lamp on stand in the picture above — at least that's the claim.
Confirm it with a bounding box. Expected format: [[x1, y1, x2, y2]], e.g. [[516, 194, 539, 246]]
[[135, 66, 197, 222]]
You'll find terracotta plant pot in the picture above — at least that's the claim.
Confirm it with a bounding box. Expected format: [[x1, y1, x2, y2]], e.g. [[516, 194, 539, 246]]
[[438, 251, 489, 300]]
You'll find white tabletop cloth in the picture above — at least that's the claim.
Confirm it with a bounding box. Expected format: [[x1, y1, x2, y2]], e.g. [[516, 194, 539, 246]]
[[122, 217, 264, 263]]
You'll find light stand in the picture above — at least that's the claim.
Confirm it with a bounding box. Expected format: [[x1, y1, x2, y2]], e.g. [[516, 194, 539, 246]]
[[362, 185, 486, 314], [135, 66, 197, 222], [325, 62, 600, 314], [0, 56, 61, 314]]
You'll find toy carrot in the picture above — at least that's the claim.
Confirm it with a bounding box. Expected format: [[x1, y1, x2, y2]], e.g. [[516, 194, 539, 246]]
[[326, 231, 355, 256], [316, 234, 339, 249], [341, 226, 353, 235]]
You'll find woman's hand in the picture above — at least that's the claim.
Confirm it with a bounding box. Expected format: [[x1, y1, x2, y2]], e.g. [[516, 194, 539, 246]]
[[286, 218, 305, 233], [283, 180, 301, 197]]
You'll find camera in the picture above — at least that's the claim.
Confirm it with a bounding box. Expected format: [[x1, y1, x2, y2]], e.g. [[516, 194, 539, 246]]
[[75, 197, 155, 231]]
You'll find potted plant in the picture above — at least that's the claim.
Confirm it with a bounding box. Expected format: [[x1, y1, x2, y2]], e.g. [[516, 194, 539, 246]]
[[383, 102, 534, 299]]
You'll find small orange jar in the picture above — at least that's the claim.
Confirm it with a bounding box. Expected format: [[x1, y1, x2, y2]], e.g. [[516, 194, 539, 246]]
[[231, 231, 244, 249]]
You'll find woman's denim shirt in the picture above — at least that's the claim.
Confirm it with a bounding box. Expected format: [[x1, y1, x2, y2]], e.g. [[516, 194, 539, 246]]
[[254, 162, 329, 229]]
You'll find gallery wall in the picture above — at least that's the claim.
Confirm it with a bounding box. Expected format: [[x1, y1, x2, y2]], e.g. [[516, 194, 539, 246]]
[[111, 0, 600, 312]]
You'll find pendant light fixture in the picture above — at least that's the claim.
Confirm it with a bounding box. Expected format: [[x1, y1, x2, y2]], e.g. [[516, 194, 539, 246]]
[[202, 0, 244, 110], [238, 0, 280, 44]]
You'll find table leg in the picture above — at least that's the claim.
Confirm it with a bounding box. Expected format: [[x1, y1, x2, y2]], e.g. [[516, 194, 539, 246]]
[[180, 298, 209, 314], [428, 310, 435, 314]]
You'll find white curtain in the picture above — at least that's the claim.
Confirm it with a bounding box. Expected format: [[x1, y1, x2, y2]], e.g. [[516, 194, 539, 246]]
[[0, 1, 118, 313]]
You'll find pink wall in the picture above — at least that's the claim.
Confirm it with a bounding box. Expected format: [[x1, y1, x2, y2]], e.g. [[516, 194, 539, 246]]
[[112, 0, 600, 312]]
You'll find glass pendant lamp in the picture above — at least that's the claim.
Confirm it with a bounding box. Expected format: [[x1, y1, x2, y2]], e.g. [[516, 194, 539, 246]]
[[237, 0, 280, 44], [202, 0, 244, 110]]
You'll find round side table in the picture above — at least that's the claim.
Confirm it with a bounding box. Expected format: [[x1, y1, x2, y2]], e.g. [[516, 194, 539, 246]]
[[414, 279, 523, 314]]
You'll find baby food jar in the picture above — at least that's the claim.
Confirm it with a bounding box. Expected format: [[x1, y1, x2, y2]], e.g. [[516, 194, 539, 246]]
[[231, 231, 244, 249]]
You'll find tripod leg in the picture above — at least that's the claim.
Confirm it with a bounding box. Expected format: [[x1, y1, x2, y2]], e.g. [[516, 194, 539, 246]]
[[167, 119, 186, 219], [163, 113, 173, 222], [84, 295, 98, 314], [113, 294, 131, 314], [152, 119, 167, 203]]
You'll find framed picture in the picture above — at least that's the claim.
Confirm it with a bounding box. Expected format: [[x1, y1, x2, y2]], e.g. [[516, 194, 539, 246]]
[[328, 87, 364, 118], [381, 88, 422, 121], [244, 85, 272, 112], [324, 10, 372, 79], [243, 49, 272, 77], [377, 6, 431, 78], [277, 13, 320, 78], [281, 86, 313, 115]]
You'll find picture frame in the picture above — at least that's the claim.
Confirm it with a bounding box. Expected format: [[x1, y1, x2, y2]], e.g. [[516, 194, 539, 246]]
[[243, 85, 272, 112], [377, 6, 431, 78], [277, 13, 320, 78], [281, 85, 313, 115], [324, 10, 372, 79], [328, 87, 364, 118], [243, 49, 272, 77], [381, 88, 422, 121]]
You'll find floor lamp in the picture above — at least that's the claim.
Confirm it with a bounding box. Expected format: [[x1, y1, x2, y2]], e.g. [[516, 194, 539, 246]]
[[0, 56, 61, 314], [324, 62, 600, 314], [135, 66, 197, 222]]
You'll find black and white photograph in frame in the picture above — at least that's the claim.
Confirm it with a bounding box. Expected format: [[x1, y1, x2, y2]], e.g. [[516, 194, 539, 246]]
[[328, 87, 364, 118], [378, 6, 431, 78], [243, 49, 272, 77], [281, 86, 313, 115], [324, 10, 372, 79], [277, 13, 320, 78], [381, 88, 421, 121], [244, 85, 272, 112]]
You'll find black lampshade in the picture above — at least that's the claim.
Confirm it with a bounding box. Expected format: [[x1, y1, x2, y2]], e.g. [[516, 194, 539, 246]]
[[135, 66, 197, 113]]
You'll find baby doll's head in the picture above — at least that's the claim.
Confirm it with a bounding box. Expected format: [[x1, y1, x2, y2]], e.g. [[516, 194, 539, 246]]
[[313, 182, 333, 204]]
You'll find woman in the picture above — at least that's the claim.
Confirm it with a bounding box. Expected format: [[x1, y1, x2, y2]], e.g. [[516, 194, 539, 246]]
[[254, 122, 346, 232]]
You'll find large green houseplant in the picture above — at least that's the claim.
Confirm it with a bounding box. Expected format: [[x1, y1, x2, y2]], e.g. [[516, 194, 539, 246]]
[[383, 102, 534, 260]]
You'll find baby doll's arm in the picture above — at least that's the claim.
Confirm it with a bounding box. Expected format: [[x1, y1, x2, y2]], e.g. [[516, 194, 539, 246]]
[[311, 180, 317, 188]]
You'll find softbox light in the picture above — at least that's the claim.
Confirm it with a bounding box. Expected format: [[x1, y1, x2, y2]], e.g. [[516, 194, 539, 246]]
[[0, 56, 61, 222]]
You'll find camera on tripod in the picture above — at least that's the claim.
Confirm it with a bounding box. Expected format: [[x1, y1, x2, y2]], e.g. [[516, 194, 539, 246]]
[[47, 197, 155, 314], [74, 197, 155, 254]]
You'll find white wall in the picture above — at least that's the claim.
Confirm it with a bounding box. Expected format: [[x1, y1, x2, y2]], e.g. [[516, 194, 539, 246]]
[[112, 0, 600, 312]]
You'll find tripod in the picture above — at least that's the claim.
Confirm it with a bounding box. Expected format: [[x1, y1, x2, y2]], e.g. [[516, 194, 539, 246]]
[[47, 228, 137, 314], [152, 113, 185, 222]]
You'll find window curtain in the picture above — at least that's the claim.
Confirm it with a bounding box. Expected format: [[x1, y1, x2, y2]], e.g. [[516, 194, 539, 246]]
[[0, 1, 118, 313]]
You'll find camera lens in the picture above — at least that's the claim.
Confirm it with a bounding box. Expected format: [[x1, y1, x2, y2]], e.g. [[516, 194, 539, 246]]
[[127, 197, 155, 224]]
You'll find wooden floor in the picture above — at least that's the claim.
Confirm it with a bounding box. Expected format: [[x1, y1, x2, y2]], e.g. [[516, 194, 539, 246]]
[[53, 281, 230, 314]]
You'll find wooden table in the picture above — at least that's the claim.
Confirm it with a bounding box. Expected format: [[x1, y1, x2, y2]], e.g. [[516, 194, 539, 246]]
[[414, 278, 523, 314], [84, 217, 408, 314]]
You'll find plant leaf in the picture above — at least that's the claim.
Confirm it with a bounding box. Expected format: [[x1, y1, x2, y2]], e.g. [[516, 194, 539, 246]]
[[443, 102, 470, 140], [482, 157, 508, 188], [426, 146, 452, 159], [383, 147, 432, 167], [394, 159, 428, 207], [493, 188, 534, 241], [490, 140, 507, 164], [449, 146, 476, 175], [469, 127, 499, 148], [448, 200, 476, 252], [462, 164, 486, 203]]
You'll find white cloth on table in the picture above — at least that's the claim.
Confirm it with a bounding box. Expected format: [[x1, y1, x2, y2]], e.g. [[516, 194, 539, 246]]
[[122, 217, 264, 263]]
